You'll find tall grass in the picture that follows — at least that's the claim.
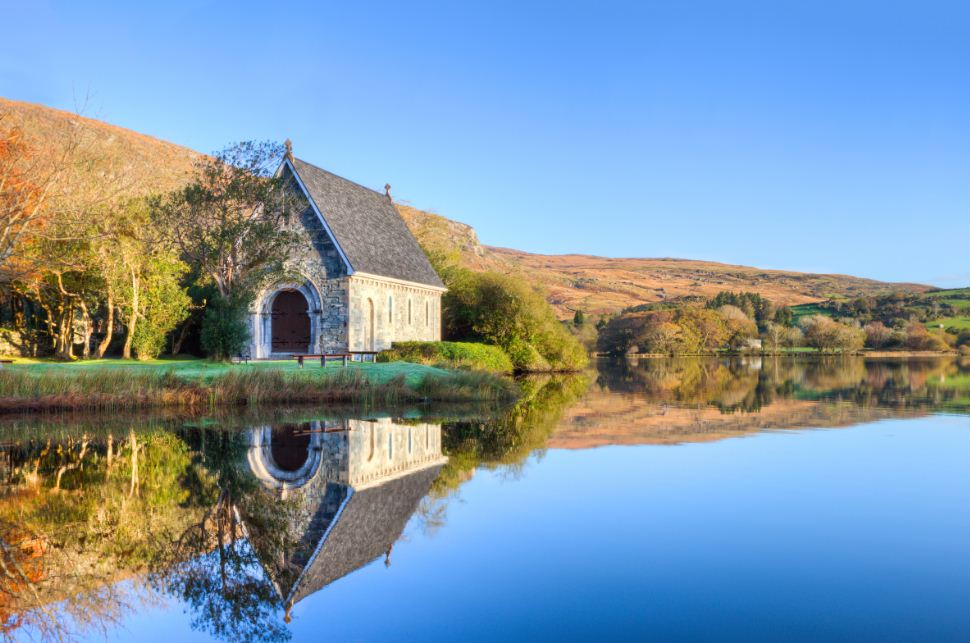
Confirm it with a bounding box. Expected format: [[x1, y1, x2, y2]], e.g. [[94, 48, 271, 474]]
[[0, 366, 519, 413]]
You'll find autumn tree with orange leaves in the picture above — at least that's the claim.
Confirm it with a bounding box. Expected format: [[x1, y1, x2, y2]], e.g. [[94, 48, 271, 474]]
[[0, 123, 50, 276]]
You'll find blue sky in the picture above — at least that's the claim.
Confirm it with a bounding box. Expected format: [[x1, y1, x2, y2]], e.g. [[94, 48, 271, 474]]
[[2, 1, 968, 286]]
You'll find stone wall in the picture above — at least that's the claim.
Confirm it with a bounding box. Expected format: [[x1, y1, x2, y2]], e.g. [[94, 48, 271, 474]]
[[247, 193, 351, 357], [345, 418, 444, 488], [246, 418, 444, 493], [347, 276, 442, 351]]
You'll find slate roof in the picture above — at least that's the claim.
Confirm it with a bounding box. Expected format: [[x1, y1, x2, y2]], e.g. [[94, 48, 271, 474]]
[[289, 157, 445, 289], [283, 464, 442, 606]]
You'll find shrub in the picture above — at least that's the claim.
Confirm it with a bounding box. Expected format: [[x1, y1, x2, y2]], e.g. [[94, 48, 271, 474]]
[[864, 321, 893, 349], [378, 341, 514, 374], [903, 323, 949, 351], [132, 256, 191, 359], [800, 315, 864, 353], [442, 269, 587, 372], [200, 295, 250, 361]]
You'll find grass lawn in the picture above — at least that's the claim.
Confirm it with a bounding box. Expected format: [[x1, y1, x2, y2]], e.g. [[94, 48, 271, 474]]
[[2, 356, 448, 387], [926, 317, 970, 331], [790, 303, 832, 324]]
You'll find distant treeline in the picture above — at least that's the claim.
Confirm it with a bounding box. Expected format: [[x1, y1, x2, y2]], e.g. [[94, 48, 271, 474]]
[[597, 290, 968, 356]]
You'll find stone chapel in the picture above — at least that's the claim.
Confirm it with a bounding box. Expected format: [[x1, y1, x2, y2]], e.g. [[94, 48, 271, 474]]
[[247, 147, 445, 358]]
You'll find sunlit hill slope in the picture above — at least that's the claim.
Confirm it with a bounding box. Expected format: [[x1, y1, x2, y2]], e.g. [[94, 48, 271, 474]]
[[2, 96, 930, 317]]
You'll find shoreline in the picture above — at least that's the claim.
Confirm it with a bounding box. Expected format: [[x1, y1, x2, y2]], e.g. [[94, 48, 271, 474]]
[[0, 361, 519, 414], [598, 350, 960, 359]]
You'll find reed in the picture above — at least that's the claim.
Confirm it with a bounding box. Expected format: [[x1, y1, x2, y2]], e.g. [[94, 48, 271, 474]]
[[0, 366, 519, 413]]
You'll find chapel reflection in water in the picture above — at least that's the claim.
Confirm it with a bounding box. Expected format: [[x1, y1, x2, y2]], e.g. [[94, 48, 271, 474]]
[[242, 418, 445, 620]]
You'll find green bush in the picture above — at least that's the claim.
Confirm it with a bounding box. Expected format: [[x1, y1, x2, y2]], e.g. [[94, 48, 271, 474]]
[[442, 269, 588, 372], [378, 341, 514, 374], [132, 255, 191, 359], [200, 294, 250, 361]]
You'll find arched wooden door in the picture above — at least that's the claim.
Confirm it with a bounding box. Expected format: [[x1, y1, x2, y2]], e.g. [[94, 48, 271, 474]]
[[270, 424, 312, 472], [271, 290, 310, 353]]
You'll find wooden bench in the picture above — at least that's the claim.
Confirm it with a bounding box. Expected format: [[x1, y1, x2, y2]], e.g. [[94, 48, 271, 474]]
[[0, 360, 13, 369], [292, 353, 353, 368], [231, 350, 251, 365]]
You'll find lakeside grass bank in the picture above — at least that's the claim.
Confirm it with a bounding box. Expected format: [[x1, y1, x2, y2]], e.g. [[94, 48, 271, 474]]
[[0, 358, 519, 413]]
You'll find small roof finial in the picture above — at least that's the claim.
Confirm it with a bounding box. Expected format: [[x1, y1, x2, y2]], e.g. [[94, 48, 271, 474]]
[[284, 138, 293, 162], [384, 183, 392, 200]]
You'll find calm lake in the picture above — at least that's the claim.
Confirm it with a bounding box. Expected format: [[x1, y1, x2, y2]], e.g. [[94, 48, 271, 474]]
[[3, 356, 970, 641]]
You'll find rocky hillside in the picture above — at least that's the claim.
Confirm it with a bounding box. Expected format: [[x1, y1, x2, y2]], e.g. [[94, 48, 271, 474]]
[[396, 205, 930, 316], [3, 96, 929, 317]]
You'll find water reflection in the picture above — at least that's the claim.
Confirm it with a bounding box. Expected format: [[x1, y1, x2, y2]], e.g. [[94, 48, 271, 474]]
[[0, 357, 968, 640], [552, 356, 970, 448], [0, 417, 447, 642], [244, 419, 445, 619]]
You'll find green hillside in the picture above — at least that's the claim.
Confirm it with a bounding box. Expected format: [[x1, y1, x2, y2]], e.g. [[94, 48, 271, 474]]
[[791, 287, 970, 333]]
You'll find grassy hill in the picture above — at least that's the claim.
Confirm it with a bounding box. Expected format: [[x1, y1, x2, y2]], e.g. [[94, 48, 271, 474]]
[[3, 96, 934, 318], [0, 96, 200, 198], [790, 287, 970, 331], [396, 204, 931, 316]]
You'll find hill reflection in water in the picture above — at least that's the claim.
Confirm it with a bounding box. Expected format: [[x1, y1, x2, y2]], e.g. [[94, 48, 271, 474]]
[[550, 356, 970, 448]]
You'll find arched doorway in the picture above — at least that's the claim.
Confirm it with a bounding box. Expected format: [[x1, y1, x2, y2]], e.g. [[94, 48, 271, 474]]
[[272, 290, 310, 353], [246, 423, 330, 490], [270, 425, 312, 472]]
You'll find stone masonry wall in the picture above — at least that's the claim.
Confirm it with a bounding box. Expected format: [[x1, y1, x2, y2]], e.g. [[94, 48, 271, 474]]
[[247, 173, 350, 356], [347, 276, 442, 351]]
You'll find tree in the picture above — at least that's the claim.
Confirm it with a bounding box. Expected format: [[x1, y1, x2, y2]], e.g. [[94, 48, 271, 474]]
[[801, 315, 840, 352], [199, 293, 251, 360], [717, 305, 759, 350], [707, 291, 776, 332], [801, 315, 864, 353], [0, 124, 46, 273], [864, 321, 893, 349], [762, 322, 787, 351], [773, 306, 794, 327], [572, 309, 585, 327], [443, 269, 587, 371], [150, 141, 300, 302], [150, 142, 302, 360], [782, 325, 804, 350], [677, 307, 727, 351]]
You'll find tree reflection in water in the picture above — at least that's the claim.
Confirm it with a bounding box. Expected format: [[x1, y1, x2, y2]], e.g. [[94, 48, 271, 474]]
[[596, 355, 970, 413], [0, 416, 451, 642]]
